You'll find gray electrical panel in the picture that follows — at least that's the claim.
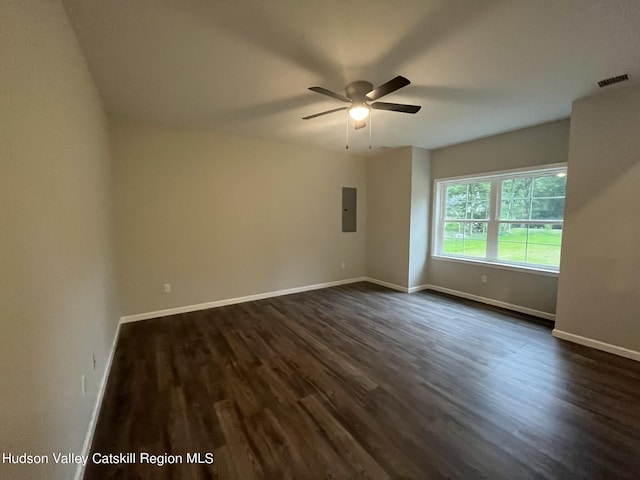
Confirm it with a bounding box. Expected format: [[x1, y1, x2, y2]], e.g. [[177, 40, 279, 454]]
[[342, 187, 357, 232]]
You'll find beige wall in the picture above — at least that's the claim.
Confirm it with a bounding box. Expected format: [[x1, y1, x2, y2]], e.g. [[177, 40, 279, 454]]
[[431, 119, 570, 179], [429, 120, 570, 315], [366, 147, 413, 288], [366, 146, 431, 290], [111, 117, 367, 316], [555, 85, 640, 352], [409, 148, 431, 289], [0, 2, 117, 479]]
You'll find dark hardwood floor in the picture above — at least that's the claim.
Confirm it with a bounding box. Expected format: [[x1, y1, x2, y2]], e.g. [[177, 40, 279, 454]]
[[85, 282, 640, 479]]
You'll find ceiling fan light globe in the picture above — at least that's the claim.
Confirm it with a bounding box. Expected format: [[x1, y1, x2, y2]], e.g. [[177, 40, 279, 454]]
[[349, 106, 370, 121]]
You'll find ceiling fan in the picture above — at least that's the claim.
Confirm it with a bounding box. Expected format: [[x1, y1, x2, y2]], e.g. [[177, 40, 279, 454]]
[[303, 76, 421, 129]]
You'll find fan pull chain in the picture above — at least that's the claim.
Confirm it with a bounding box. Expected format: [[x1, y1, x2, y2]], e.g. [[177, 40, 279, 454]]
[[345, 110, 349, 149], [369, 111, 372, 150]]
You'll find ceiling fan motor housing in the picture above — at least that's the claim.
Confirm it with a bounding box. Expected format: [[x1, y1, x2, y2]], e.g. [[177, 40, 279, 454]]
[[345, 81, 373, 102]]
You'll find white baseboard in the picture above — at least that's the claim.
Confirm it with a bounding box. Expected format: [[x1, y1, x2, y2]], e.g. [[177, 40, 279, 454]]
[[364, 277, 409, 293], [74, 321, 121, 480], [408, 284, 430, 294], [423, 284, 556, 321], [552, 329, 640, 362], [120, 277, 368, 323]]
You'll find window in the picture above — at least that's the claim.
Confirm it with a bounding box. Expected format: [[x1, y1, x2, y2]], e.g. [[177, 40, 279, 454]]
[[433, 164, 567, 272]]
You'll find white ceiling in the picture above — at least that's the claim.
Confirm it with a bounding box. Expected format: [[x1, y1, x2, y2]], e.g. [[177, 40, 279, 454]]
[[62, 0, 640, 152]]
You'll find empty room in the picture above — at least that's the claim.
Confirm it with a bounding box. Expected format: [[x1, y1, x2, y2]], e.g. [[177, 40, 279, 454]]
[[2, 0, 640, 479]]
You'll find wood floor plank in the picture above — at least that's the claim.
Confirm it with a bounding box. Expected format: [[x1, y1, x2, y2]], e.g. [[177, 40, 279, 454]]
[[84, 282, 640, 479], [243, 408, 311, 480], [313, 382, 427, 479], [299, 394, 391, 480], [214, 399, 264, 480], [268, 400, 355, 479]]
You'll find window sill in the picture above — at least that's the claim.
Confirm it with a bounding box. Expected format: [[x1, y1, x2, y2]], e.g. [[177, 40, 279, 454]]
[[430, 255, 559, 277]]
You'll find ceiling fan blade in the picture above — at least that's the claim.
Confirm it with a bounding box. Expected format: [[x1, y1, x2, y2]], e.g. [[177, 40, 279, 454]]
[[366, 76, 410, 100], [302, 106, 348, 120], [371, 102, 421, 114], [308, 86, 351, 103]]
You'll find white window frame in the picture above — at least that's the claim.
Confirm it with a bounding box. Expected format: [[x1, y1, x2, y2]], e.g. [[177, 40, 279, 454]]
[[432, 163, 567, 275]]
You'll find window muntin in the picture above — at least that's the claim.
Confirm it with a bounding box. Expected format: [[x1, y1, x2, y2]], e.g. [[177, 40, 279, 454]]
[[434, 166, 566, 272]]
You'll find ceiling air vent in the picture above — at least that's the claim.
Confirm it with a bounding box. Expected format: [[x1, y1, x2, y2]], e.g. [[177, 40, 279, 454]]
[[597, 74, 629, 88]]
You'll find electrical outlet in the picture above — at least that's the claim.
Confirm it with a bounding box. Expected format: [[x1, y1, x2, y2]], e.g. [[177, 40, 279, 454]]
[[81, 374, 86, 397], [341, 262, 346, 269], [481, 275, 488, 284], [164, 283, 171, 293]]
